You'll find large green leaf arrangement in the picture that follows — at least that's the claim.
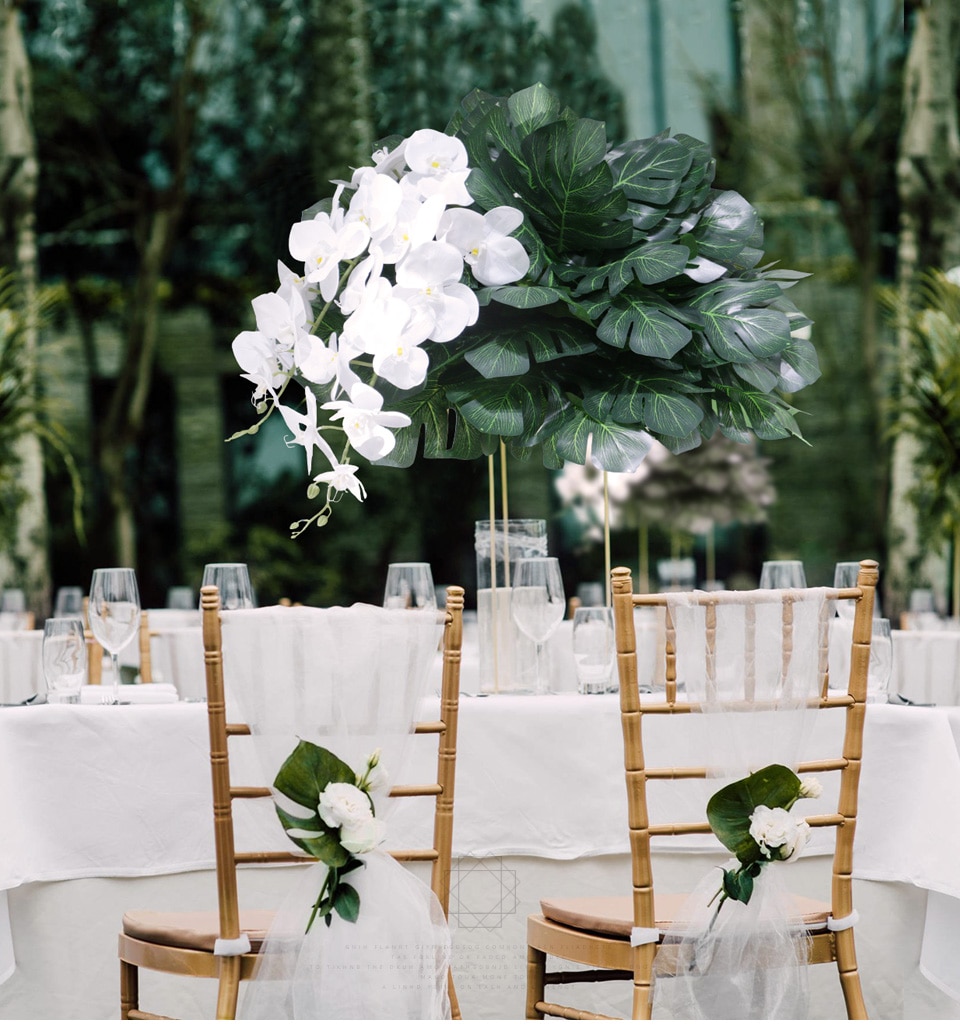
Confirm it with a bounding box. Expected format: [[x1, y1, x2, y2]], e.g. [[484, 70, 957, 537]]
[[230, 84, 817, 532], [376, 84, 817, 474]]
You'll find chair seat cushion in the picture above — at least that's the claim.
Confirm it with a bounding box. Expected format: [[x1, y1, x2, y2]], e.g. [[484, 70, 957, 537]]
[[540, 894, 832, 939], [122, 909, 276, 953]]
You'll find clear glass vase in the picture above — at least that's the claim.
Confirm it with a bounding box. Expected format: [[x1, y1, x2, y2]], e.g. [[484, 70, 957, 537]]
[[474, 519, 547, 694]]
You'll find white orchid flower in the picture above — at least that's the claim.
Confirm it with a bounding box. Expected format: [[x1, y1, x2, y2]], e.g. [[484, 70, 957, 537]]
[[288, 206, 370, 303], [438, 206, 531, 286], [322, 381, 411, 461], [338, 249, 385, 317], [276, 259, 316, 309], [346, 169, 403, 244], [313, 462, 367, 503], [402, 128, 473, 206], [277, 388, 338, 475], [393, 240, 479, 343], [251, 286, 309, 348], [294, 332, 338, 386], [376, 190, 447, 265], [367, 139, 408, 179], [372, 338, 430, 390], [342, 272, 420, 359], [231, 330, 292, 404]]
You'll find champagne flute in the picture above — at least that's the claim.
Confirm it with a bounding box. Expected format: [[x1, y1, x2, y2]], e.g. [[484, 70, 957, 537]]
[[42, 617, 87, 704], [511, 557, 565, 695], [88, 568, 141, 705]]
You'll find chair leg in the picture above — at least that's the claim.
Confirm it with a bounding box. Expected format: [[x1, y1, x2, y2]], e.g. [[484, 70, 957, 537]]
[[835, 929, 868, 1019], [631, 942, 656, 1020], [525, 944, 546, 1019], [448, 968, 462, 1019], [215, 956, 242, 1020], [120, 959, 139, 1020]]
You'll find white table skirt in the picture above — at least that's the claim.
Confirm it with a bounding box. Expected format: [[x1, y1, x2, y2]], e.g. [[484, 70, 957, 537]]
[[2, 697, 960, 1016], [892, 627, 960, 706]]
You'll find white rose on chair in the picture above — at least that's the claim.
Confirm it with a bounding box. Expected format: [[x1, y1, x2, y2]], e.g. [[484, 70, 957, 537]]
[[340, 816, 387, 854], [318, 781, 375, 828], [748, 804, 812, 863]]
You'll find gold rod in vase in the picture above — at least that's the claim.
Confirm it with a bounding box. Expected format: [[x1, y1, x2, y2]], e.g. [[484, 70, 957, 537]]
[[499, 438, 510, 588], [487, 452, 500, 693], [603, 471, 611, 608]]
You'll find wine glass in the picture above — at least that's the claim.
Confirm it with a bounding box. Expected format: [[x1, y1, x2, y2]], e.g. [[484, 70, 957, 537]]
[[572, 606, 616, 694], [832, 561, 862, 620], [201, 563, 254, 610], [383, 563, 436, 610], [759, 560, 807, 589], [511, 557, 565, 695], [867, 618, 892, 704], [42, 617, 87, 704], [88, 568, 141, 705]]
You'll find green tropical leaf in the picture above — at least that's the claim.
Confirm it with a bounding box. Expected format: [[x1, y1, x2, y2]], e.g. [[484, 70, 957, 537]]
[[546, 407, 655, 469], [691, 190, 762, 262], [778, 336, 822, 389], [445, 377, 537, 437], [596, 295, 692, 358], [507, 82, 562, 137], [607, 133, 694, 204], [465, 337, 530, 378], [574, 241, 690, 296], [693, 281, 790, 361], [584, 373, 704, 438], [483, 284, 564, 309]]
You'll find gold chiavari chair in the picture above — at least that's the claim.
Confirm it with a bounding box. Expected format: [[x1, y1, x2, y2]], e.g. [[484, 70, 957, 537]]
[[526, 560, 878, 1020], [118, 584, 464, 1019]]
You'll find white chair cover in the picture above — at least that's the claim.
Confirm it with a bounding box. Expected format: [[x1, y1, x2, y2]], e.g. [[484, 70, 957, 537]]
[[214, 603, 450, 1020], [651, 588, 831, 1020]]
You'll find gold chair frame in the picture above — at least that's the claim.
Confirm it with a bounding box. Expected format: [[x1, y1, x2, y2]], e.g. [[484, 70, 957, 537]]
[[526, 559, 878, 1020], [119, 584, 464, 1019]]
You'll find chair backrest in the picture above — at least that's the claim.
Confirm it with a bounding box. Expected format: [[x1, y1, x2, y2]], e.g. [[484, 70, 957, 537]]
[[199, 584, 464, 974], [610, 559, 878, 935]]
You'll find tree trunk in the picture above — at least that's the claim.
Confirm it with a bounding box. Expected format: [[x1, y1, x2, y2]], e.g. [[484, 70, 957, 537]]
[[890, 0, 960, 614], [0, 1, 49, 614]]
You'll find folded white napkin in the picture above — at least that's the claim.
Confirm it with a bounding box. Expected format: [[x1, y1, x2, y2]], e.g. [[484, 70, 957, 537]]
[[80, 683, 179, 704]]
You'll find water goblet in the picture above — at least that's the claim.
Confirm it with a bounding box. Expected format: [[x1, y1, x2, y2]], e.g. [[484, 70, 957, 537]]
[[832, 561, 862, 620], [572, 606, 616, 695], [53, 586, 84, 617], [383, 563, 436, 610], [867, 618, 892, 704], [201, 563, 254, 611], [759, 560, 807, 590], [42, 617, 87, 704], [511, 557, 565, 695], [88, 568, 141, 705]]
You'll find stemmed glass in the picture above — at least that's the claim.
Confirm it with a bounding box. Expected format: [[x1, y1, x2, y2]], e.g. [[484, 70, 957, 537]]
[[759, 560, 807, 589], [201, 563, 254, 610], [88, 568, 141, 705], [511, 557, 565, 695], [383, 563, 436, 610], [867, 618, 892, 704], [42, 617, 87, 704]]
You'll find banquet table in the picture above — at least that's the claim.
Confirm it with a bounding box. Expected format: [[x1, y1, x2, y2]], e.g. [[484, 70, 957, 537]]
[[1, 688, 960, 1020], [891, 627, 960, 706]]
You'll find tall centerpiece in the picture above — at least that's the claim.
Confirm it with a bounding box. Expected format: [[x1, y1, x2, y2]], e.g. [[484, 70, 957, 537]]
[[229, 83, 819, 535]]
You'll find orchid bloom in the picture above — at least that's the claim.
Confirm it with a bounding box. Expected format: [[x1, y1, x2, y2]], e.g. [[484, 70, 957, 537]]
[[277, 388, 338, 475], [232, 330, 293, 404], [402, 128, 473, 207], [322, 381, 411, 461], [376, 189, 447, 265], [346, 169, 404, 245], [313, 462, 367, 503], [288, 206, 370, 303], [251, 285, 309, 348], [438, 206, 531, 286], [393, 241, 479, 343]]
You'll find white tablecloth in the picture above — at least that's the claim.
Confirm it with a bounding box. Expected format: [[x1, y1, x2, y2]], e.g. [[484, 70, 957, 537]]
[[1, 694, 960, 1016], [892, 627, 960, 706]]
